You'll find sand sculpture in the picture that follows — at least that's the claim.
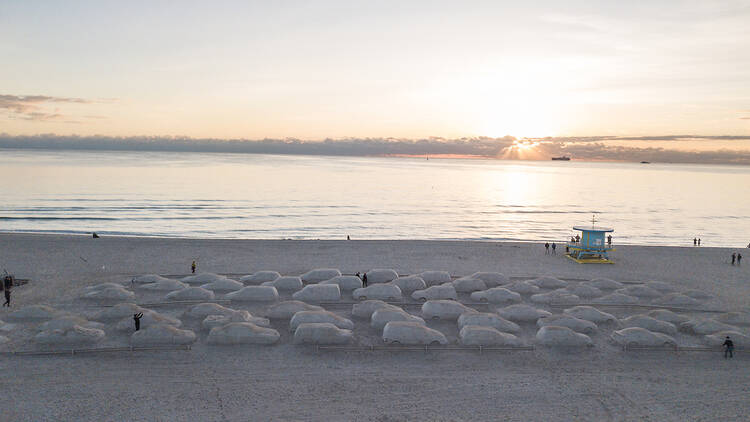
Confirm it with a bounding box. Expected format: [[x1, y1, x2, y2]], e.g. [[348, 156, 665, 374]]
[[704, 331, 750, 348], [716, 312, 750, 326], [382, 321, 448, 345], [421, 300, 477, 320], [226, 286, 279, 302], [116, 310, 181, 331], [93, 303, 147, 322], [620, 315, 677, 335], [459, 326, 523, 347], [530, 276, 567, 289], [181, 273, 230, 285], [83, 282, 126, 293], [370, 308, 425, 330], [563, 284, 604, 299], [165, 286, 215, 301], [289, 310, 354, 332], [611, 327, 677, 348], [418, 271, 452, 286], [537, 315, 598, 334], [131, 324, 196, 346], [200, 278, 244, 292], [462, 272, 509, 287], [452, 277, 487, 293], [261, 276, 304, 291], [131, 274, 174, 285], [266, 301, 324, 319], [5, 305, 60, 322], [501, 280, 540, 295], [240, 271, 281, 284], [83, 286, 135, 301], [592, 293, 639, 305], [412, 284, 457, 302], [682, 290, 712, 300], [645, 309, 690, 325], [388, 276, 426, 292], [139, 278, 188, 291], [584, 278, 623, 290], [293, 322, 352, 345], [680, 319, 738, 335], [320, 275, 363, 291], [207, 322, 280, 345], [202, 310, 270, 330], [351, 300, 400, 319], [293, 284, 341, 302], [655, 293, 701, 307], [563, 306, 617, 324], [457, 312, 521, 333], [184, 303, 235, 319], [617, 285, 662, 298], [300, 268, 342, 283], [496, 304, 552, 322], [35, 325, 105, 346], [535, 326, 593, 347], [352, 284, 402, 301], [38, 316, 104, 331], [470, 287, 521, 304], [645, 281, 677, 292], [530, 291, 580, 305], [365, 269, 399, 284]]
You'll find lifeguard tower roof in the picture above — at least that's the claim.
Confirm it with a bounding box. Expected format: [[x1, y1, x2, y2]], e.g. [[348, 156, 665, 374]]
[[573, 226, 613, 233]]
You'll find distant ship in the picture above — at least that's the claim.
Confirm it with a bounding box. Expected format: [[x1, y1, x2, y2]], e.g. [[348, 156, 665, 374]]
[[551, 156, 571, 161]]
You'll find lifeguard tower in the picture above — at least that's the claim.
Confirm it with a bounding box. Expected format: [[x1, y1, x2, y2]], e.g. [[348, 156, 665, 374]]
[[566, 215, 615, 264]]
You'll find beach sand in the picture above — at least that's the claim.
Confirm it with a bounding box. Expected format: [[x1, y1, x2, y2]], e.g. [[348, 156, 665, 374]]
[[1, 233, 748, 421]]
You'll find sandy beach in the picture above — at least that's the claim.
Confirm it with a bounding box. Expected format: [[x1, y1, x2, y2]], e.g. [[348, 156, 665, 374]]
[[1, 233, 749, 421]]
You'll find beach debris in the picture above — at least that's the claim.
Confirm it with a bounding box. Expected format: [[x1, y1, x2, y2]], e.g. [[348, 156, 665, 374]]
[[240, 271, 281, 285], [563, 306, 617, 324], [300, 268, 342, 284], [470, 287, 522, 304], [292, 284, 341, 302], [261, 276, 304, 291], [293, 322, 352, 345], [418, 271, 452, 286], [610, 327, 677, 348], [364, 269, 399, 284], [207, 322, 280, 345], [320, 275, 363, 291], [165, 286, 215, 301], [496, 304, 552, 323], [352, 284, 402, 301], [92, 303, 148, 322], [645, 309, 691, 325], [131, 324, 196, 346], [266, 301, 324, 319], [412, 284, 457, 302], [592, 292, 640, 305], [536, 326, 593, 347], [227, 286, 279, 302], [452, 277, 487, 293], [382, 321, 448, 345], [459, 326, 523, 347], [387, 276, 426, 292], [371, 308, 425, 330], [5, 305, 60, 322], [35, 325, 105, 346], [290, 310, 354, 332], [422, 300, 477, 320], [529, 276, 568, 289], [202, 311, 270, 331], [537, 315, 598, 335], [139, 278, 188, 291], [583, 278, 623, 290], [620, 315, 677, 335], [351, 300, 400, 319], [458, 312, 521, 333], [200, 278, 244, 292], [501, 280, 540, 295]]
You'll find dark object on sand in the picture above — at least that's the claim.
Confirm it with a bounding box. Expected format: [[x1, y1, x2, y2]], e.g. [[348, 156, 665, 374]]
[[92, 232, 100, 238], [134, 313, 144, 331]]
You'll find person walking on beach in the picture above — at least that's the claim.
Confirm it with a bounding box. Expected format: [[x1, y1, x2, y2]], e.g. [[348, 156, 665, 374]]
[[551, 242, 556, 255], [694, 238, 697, 246], [738, 253, 742, 266], [723, 336, 734, 359], [698, 238, 701, 246], [133, 313, 143, 331], [607, 235, 612, 246], [732, 253, 736, 265], [544, 242, 550, 254], [191, 260, 196, 274], [3, 276, 12, 307], [362, 273, 368, 288]]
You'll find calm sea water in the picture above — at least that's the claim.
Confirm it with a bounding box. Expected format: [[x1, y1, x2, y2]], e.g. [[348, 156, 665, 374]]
[[1, 148, 749, 246]]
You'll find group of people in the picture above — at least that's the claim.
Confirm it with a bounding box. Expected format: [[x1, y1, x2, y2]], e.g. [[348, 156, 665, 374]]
[[355, 272, 368, 287], [544, 242, 557, 255], [693, 237, 702, 246], [2, 275, 12, 307], [731, 252, 743, 266]]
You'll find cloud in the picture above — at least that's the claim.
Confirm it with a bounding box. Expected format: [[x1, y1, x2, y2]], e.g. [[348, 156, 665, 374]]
[[1, 134, 749, 165], [0, 94, 93, 122]]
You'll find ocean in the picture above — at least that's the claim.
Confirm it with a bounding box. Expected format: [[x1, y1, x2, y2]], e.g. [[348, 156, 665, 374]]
[[2, 148, 749, 246]]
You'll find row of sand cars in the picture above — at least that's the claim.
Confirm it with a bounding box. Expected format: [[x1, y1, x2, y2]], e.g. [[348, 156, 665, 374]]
[[5, 269, 744, 350]]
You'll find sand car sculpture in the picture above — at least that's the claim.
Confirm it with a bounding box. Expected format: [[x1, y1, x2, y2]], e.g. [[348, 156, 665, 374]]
[[382, 321, 449, 345]]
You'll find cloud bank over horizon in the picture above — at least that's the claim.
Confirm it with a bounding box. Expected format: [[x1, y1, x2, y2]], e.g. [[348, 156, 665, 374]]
[[2, 134, 750, 165]]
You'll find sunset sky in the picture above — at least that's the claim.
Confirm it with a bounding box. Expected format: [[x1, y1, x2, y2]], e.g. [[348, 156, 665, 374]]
[[2, 1, 750, 142]]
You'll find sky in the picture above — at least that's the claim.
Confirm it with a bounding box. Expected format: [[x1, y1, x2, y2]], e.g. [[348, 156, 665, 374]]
[[1, 1, 750, 152]]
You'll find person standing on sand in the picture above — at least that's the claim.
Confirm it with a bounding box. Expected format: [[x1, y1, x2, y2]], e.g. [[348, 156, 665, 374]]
[[738, 253, 742, 266], [191, 260, 196, 274], [607, 235, 612, 246], [3, 276, 12, 307], [362, 273, 368, 288], [551, 242, 556, 255], [732, 253, 736, 265], [544, 242, 550, 254], [133, 313, 143, 331], [723, 336, 734, 359], [698, 238, 701, 246], [694, 238, 697, 246]]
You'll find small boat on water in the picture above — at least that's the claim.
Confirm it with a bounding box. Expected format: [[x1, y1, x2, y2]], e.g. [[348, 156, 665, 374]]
[[551, 156, 571, 161]]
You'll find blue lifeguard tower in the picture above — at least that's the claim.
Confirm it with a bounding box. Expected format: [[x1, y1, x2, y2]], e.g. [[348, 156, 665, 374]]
[[567, 215, 615, 264]]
